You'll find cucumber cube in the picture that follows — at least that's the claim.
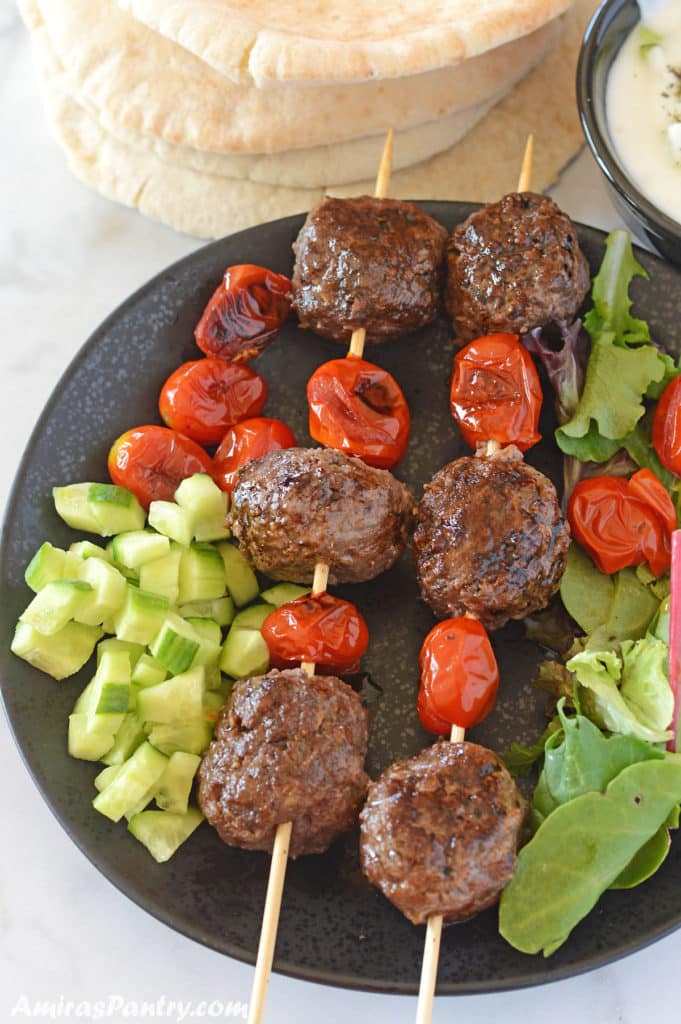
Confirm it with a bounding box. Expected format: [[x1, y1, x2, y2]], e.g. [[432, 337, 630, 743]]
[[68, 714, 116, 761], [96, 637, 145, 669], [219, 626, 269, 679], [179, 596, 234, 627], [259, 583, 311, 607], [136, 666, 205, 725], [101, 712, 147, 766], [92, 742, 168, 822], [69, 540, 113, 563], [74, 557, 127, 626], [20, 579, 93, 636], [217, 543, 259, 607], [178, 544, 226, 605], [131, 654, 167, 688], [183, 617, 222, 647], [146, 718, 213, 756], [231, 603, 275, 630], [175, 474, 230, 542], [111, 530, 170, 569], [11, 620, 102, 679], [53, 484, 102, 533], [128, 807, 203, 863], [87, 483, 145, 534], [112, 585, 170, 646], [150, 614, 201, 675], [148, 501, 194, 547], [25, 542, 82, 592], [139, 548, 182, 603], [154, 752, 201, 814], [94, 764, 122, 791]]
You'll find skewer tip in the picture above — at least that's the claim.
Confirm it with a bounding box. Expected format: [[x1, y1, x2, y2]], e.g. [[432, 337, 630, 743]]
[[516, 133, 534, 194]]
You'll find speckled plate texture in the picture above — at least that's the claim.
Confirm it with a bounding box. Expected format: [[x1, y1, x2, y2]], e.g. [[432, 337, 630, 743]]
[[2, 204, 681, 995]]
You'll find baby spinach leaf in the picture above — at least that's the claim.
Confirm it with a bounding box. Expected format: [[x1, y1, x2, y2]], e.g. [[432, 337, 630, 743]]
[[610, 826, 671, 889], [502, 717, 561, 777], [560, 544, 615, 634], [499, 759, 681, 955]]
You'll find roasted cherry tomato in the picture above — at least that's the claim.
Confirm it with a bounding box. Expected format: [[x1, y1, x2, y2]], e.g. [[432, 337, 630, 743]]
[[213, 417, 297, 494], [194, 264, 291, 363], [416, 684, 453, 736], [261, 593, 369, 673], [568, 472, 674, 577], [417, 617, 499, 735], [628, 468, 677, 536], [158, 358, 267, 445], [307, 357, 410, 469], [450, 333, 542, 451], [653, 376, 681, 477], [108, 425, 214, 509]]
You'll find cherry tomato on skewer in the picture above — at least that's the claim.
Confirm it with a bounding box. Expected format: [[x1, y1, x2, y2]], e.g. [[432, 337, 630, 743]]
[[159, 358, 268, 445], [417, 617, 499, 736], [108, 425, 214, 509], [450, 333, 542, 451], [195, 264, 292, 363], [213, 417, 297, 494], [307, 357, 410, 469], [653, 375, 681, 477], [568, 470, 675, 577], [261, 593, 369, 674]]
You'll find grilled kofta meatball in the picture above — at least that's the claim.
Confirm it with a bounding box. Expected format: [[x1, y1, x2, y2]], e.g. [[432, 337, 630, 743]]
[[360, 741, 526, 924], [413, 445, 570, 629], [198, 668, 369, 858], [228, 447, 415, 584], [292, 196, 447, 343], [446, 192, 590, 343]]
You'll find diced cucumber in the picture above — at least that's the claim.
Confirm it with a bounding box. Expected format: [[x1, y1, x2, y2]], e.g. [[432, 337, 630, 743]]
[[96, 637, 145, 669], [68, 713, 116, 760], [128, 807, 203, 863], [11, 620, 102, 679], [178, 544, 226, 605], [69, 540, 113, 563], [154, 752, 201, 814], [53, 484, 102, 533], [139, 548, 182, 603], [20, 579, 93, 636], [94, 764, 122, 791], [136, 666, 205, 725], [101, 712, 147, 766], [92, 742, 168, 822], [87, 483, 146, 534], [146, 718, 212, 756], [231, 603, 275, 630], [219, 627, 269, 679], [217, 543, 259, 607], [112, 585, 170, 645], [74, 557, 127, 626], [131, 653, 167, 688], [76, 651, 132, 741], [259, 583, 310, 607], [179, 596, 234, 627], [148, 501, 194, 547], [150, 614, 201, 675], [124, 785, 158, 822], [111, 530, 170, 569], [184, 617, 222, 647], [25, 542, 82, 592], [105, 542, 140, 582], [203, 664, 223, 691], [203, 689, 225, 725], [175, 474, 230, 542]]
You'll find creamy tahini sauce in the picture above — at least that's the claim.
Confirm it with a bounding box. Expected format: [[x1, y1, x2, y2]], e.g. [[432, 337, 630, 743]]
[[607, 1, 681, 225]]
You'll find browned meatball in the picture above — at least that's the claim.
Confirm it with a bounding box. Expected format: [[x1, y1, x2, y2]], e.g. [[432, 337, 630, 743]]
[[292, 196, 447, 343], [198, 668, 369, 858], [360, 741, 526, 924], [412, 445, 570, 629], [228, 447, 415, 585], [446, 192, 590, 343]]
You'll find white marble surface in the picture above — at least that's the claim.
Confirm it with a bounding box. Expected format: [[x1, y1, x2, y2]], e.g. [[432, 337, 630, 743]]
[[2, 4, 681, 1021]]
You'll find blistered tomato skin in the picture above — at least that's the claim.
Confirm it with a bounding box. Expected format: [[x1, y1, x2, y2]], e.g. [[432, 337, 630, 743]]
[[194, 264, 292, 363], [261, 593, 369, 673], [108, 425, 214, 509], [653, 376, 681, 477], [159, 358, 267, 445], [213, 417, 296, 494], [418, 617, 499, 733], [307, 357, 410, 469], [568, 475, 671, 577], [450, 333, 542, 451]]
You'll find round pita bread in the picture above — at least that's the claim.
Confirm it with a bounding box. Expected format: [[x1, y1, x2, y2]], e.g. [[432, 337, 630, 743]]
[[19, 0, 558, 156], [115, 0, 571, 86]]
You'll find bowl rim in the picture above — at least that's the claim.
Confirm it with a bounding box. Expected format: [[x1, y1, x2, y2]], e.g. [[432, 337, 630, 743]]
[[576, 0, 681, 239]]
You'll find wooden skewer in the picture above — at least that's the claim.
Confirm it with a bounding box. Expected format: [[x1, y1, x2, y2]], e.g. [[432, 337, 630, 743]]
[[247, 129, 395, 1024], [414, 143, 532, 1024]]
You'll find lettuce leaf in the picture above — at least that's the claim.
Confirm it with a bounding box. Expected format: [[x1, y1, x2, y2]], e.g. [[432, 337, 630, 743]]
[[582, 229, 650, 345]]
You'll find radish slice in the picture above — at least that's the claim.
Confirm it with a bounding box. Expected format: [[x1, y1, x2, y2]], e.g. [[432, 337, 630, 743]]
[[668, 529, 681, 752]]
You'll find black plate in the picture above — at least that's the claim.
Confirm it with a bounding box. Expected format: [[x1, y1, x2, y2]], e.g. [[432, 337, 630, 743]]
[[3, 203, 681, 995]]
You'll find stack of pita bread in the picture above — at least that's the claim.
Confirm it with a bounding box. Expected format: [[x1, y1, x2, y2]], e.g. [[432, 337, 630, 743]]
[[19, 0, 598, 238]]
